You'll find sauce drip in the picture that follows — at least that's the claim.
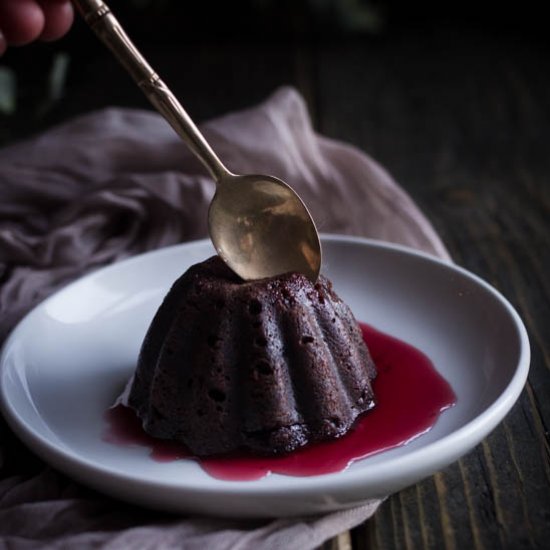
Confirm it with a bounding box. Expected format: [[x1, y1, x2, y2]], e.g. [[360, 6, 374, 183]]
[[104, 323, 456, 480]]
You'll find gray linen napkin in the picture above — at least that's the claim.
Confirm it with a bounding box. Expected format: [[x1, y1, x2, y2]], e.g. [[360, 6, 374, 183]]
[[0, 87, 449, 549]]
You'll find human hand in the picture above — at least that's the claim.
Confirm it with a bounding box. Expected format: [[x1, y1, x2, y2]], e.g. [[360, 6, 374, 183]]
[[0, 0, 74, 56]]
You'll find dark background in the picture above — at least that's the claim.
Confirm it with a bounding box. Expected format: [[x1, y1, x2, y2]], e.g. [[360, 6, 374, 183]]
[[1, 1, 549, 549], [1, 0, 549, 144]]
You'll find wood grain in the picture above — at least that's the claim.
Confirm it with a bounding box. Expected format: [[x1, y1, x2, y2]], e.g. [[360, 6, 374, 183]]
[[312, 31, 550, 550]]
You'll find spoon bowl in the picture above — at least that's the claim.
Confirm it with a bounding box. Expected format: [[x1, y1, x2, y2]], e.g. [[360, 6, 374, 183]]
[[209, 174, 321, 281], [74, 0, 321, 282]]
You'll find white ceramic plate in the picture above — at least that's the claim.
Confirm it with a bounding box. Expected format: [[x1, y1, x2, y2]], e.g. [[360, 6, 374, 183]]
[[0, 235, 530, 518]]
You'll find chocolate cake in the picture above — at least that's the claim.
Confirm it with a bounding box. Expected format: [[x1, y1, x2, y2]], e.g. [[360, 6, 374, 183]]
[[127, 256, 376, 456]]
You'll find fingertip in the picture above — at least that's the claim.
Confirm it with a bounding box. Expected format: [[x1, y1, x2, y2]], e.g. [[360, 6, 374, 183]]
[[0, 31, 7, 57], [40, 1, 74, 42], [0, 0, 45, 46]]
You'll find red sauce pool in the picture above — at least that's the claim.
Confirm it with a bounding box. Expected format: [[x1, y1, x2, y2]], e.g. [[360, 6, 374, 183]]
[[104, 323, 455, 480]]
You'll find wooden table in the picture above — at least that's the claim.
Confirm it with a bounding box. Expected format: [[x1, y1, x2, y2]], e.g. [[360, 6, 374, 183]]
[[308, 31, 550, 550], [1, 15, 548, 549]]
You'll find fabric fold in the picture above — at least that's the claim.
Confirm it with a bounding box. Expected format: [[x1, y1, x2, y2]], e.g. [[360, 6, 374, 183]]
[[0, 87, 448, 549]]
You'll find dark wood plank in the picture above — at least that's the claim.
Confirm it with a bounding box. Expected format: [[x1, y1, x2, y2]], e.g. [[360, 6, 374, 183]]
[[314, 30, 550, 549]]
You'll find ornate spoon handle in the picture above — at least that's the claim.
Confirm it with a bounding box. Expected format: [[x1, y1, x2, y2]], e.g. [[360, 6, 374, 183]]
[[72, 0, 230, 181]]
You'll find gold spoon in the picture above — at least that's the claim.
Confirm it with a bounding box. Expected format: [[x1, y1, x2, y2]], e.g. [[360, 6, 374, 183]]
[[72, 0, 321, 282]]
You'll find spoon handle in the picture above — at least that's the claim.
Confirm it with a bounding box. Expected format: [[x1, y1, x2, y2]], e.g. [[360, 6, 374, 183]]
[[72, 0, 231, 182]]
